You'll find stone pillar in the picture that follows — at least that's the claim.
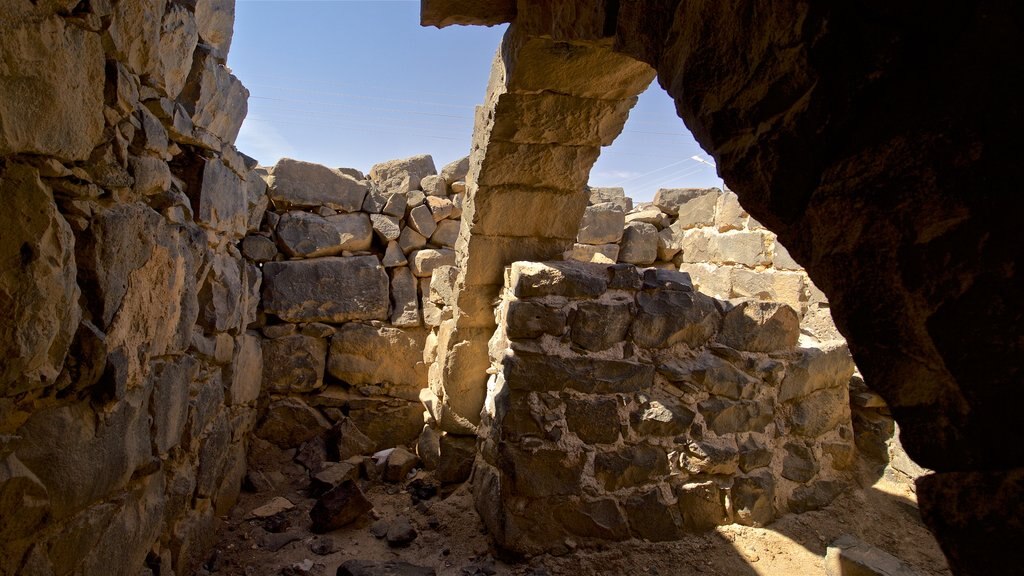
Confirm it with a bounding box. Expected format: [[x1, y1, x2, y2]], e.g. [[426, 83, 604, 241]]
[[426, 18, 655, 434]]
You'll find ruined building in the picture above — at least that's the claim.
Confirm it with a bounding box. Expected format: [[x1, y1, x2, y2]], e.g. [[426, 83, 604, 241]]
[[1, 1, 1020, 575]]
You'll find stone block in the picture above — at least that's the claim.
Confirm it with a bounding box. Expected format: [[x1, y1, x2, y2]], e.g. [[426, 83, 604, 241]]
[[476, 140, 601, 191], [362, 187, 387, 213], [407, 204, 438, 238], [440, 155, 470, 186], [698, 397, 774, 435], [714, 231, 771, 267], [467, 186, 588, 239], [490, 91, 637, 147], [384, 447, 419, 483], [509, 261, 609, 299], [774, 242, 802, 270], [654, 187, 720, 219], [262, 256, 389, 323], [181, 46, 247, 145], [682, 437, 740, 475], [623, 488, 682, 541], [330, 417, 378, 461], [0, 16, 105, 161], [588, 186, 631, 211], [565, 242, 619, 263], [730, 268, 806, 314], [657, 226, 683, 261], [630, 289, 721, 348], [255, 398, 331, 449], [309, 480, 373, 533], [426, 196, 454, 221], [390, 267, 421, 327], [195, 0, 234, 61], [227, 332, 262, 405], [383, 241, 407, 267], [732, 472, 776, 527], [431, 219, 460, 247], [275, 211, 345, 258], [570, 299, 633, 351], [398, 227, 428, 254], [577, 202, 625, 244], [436, 434, 476, 484], [410, 248, 456, 278], [197, 252, 244, 333], [565, 395, 621, 444], [194, 157, 247, 238], [618, 221, 658, 265], [717, 301, 800, 353], [241, 234, 277, 262], [506, 448, 584, 497], [715, 190, 747, 231], [676, 481, 730, 531], [15, 390, 151, 519], [738, 435, 774, 473], [369, 154, 436, 194], [631, 399, 695, 436], [505, 301, 568, 339], [268, 158, 367, 212], [149, 356, 196, 455], [781, 442, 818, 483], [328, 323, 428, 392], [789, 386, 850, 438], [677, 262, 732, 299], [594, 445, 669, 491], [262, 334, 326, 394], [554, 497, 630, 541], [780, 339, 856, 401], [0, 164, 80, 394], [625, 208, 670, 228], [325, 212, 373, 251], [429, 265, 459, 306], [504, 352, 654, 394], [420, 174, 446, 197]]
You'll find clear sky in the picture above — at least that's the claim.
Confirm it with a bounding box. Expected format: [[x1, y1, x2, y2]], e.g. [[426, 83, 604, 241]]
[[229, 0, 722, 202]]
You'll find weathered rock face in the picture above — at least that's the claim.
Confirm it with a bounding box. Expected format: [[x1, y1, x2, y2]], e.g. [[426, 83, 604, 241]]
[[0, 164, 81, 395], [0, 14, 105, 161], [475, 261, 854, 554], [0, 2, 257, 574]]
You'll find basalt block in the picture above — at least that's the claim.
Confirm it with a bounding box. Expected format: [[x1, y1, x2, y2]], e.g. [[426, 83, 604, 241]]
[[262, 256, 388, 323]]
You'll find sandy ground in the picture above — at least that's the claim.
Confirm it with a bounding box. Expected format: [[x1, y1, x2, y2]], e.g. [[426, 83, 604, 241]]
[[207, 456, 950, 576]]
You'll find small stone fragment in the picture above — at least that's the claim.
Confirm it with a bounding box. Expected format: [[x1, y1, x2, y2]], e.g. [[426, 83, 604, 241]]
[[309, 480, 373, 533]]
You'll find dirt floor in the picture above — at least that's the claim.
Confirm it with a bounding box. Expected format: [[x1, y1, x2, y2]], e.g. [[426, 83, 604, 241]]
[[206, 454, 950, 576]]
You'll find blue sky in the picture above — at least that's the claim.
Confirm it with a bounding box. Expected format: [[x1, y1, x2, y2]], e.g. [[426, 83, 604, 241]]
[[230, 1, 722, 202]]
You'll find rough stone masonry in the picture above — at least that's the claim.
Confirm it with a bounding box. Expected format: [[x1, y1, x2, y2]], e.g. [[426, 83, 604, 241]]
[[0, 0, 967, 573]]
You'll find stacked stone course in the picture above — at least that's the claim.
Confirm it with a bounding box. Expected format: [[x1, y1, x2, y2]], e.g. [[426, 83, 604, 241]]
[[473, 261, 857, 554], [570, 186, 838, 341], [248, 154, 470, 457]]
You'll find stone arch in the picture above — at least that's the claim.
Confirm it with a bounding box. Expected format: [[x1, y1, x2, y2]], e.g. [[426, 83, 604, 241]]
[[427, 18, 656, 432], [423, 2, 1024, 574]]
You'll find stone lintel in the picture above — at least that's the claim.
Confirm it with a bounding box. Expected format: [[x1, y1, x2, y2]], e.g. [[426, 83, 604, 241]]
[[420, 0, 515, 28]]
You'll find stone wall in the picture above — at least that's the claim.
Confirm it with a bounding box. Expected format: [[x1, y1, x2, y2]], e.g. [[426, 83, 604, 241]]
[[569, 186, 838, 341], [0, 1, 258, 574], [473, 261, 856, 554], [246, 154, 469, 456]]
